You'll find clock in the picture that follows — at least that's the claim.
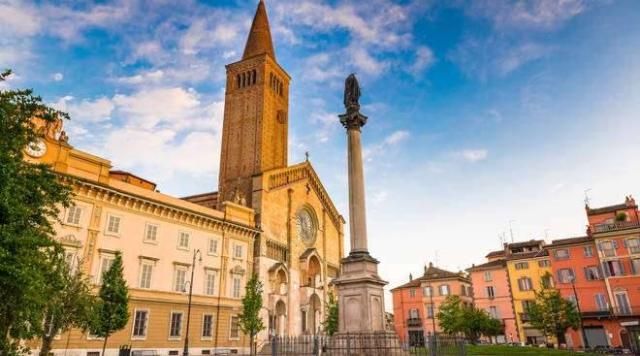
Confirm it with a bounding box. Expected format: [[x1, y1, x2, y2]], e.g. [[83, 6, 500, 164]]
[[25, 139, 47, 158], [296, 208, 317, 246]]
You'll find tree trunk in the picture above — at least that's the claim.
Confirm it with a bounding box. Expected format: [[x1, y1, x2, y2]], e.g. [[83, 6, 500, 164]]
[[101, 334, 109, 356], [40, 335, 53, 356]]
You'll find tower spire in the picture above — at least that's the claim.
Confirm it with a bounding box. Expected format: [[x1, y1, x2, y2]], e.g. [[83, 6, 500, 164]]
[[242, 0, 276, 60]]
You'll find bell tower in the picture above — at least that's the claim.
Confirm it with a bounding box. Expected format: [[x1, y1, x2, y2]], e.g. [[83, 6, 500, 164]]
[[218, 0, 290, 207]]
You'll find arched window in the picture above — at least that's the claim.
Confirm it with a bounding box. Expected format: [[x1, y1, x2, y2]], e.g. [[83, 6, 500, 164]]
[[252, 69, 256, 85], [242, 73, 246, 87], [236, 74, 241, 88]]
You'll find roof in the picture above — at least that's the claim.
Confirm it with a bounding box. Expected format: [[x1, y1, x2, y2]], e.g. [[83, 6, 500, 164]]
[[467, 259, 506, 272], [242, 0, 275, 60], [550, 236, 592, 247], [391, 263, 469, 291], [485, 250, 505, 258], [506, 249, 548, 261], [587, 196, 637, 215], [508, 239, 543, 248]]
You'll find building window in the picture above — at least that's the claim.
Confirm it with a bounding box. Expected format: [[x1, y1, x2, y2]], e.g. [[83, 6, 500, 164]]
[[598, 241, 617, 257], [66, 205, 82, 225], [169, 312, 183, 338], [232, 276, 241, 298], [205, 271, 216, 295], [595, 293, 608, 311], [554, 249, 570, 260], [541, 274, 553, 288], [584, 266, 602, 280], [207, 238, 219, 255], [488, 306, 498, 319], [173, 266, 187, 292], [483, 271, 492, 281], [409, 288, 416, 298], [178, 232, 190, 250], [439, 284, 450, 296], [98, 255, 114, 284], [557, 268, 575, 284], [408, 308, 419, 319], [517, 277, 533, 291], [538, 259, 551, 267], [584, 246, 594, 257], [631, 259, 640, 275], [139, 263, 153, 289], [423, 286, 432, 297], [566, 294, 577, 306], [602, 260, 624, 277], [426, 305, 434, 318], [144, 224, 158, 243], [486, 286, 495, 299], [615, 292, 632, 315], [514, 262, 529, 270], [132, 310, 148, 338], [229, 316, 240, 339], [233, 244, 243, 259], [202, 314, 213, 338], [626, 238, 640, 254], [106, 215, 121, 235]]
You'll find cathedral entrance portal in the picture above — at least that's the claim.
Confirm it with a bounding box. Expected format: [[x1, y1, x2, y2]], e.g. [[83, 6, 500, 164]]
[[309, 293, 322, 335]]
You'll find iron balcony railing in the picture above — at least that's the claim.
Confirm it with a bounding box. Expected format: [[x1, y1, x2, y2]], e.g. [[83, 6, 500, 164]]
[[406, 318, 422, 327], [593, 221, 640, 233], [581, 310, 611, 318]]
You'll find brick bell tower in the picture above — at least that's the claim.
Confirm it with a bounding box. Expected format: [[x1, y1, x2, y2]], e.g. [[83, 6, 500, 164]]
[[218, 0, 290, 208]]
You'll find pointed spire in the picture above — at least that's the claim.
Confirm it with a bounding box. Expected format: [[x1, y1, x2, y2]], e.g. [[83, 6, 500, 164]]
[[242, 0, 276, 60]]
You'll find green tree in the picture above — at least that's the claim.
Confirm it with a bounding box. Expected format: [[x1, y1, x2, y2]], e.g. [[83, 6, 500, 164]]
[[436, 296, 504, 343], [323, 292, 339, 336], [0, 69, 72, 355], [39, 251, 96, 356], [238, 273, 265, 356], [525, 283, 580, 346], [90, 252, 129, 356], [436, 296, 465, 335]]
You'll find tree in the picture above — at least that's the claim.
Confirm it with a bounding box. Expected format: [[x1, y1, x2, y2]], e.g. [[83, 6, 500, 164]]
[[436, 296, 504, 343], [90, 252, 129, 356], [323, 292, 339, 336], [238, 273, 265, 356], [0, 69, 72, 355], [39, 251, 96, 356], [436, 296, 465, 335], [525, 288, 580, 346]]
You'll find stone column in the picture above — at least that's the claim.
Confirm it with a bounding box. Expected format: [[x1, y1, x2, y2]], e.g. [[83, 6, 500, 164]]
[[344, 113, 369, 255]]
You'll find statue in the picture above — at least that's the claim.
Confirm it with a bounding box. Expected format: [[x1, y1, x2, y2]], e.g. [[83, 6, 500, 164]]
[[343, 73, 361, 110]]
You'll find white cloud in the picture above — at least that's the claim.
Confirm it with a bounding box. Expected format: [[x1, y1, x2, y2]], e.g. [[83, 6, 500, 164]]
[[409, 46, 436, 75], [112, 87, 201, 129], [458, 149, 488, 162], [179, 19, 240, 56], [467, 0, 587, 31], [0, 1, 40, 36], [52, 72, 64, 81], [51, 96, 115, 123], [349, 46, 390, 75], [384, 130, 410, 145], [116, 70, 164, 85], [364, 130, 410, 162]]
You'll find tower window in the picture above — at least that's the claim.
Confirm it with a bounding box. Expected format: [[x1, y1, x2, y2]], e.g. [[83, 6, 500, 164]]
[[242, 73, 246, 87], [252, 69, 256, 85], [236, 74, 241, 88]]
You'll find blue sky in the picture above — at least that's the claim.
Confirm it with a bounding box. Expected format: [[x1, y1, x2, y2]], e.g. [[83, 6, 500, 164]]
[[2, 0, 640, 299]]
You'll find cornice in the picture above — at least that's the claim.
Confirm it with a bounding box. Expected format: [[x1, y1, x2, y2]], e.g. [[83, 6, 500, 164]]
[[59, 174, 260, 239]]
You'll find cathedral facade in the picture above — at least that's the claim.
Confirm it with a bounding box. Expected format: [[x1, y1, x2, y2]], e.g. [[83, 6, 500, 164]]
[[26, 1, 343, 355]]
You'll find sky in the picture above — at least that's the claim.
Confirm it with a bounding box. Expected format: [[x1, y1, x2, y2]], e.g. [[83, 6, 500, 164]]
[[2, 0, 640, 306]]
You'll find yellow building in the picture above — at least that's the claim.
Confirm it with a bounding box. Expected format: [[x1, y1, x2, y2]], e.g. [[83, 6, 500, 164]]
[[505, 240, 554, 345], [26, 1, 344, 355]]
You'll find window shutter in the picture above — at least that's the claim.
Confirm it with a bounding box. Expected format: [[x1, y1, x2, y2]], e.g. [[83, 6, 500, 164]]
[[623, 239, 628, 248], [613, 241, 619, 249]]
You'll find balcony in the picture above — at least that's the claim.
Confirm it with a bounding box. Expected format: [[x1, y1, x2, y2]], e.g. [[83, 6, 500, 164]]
[[612, 307, 638, 317], [407, 318, 422, 327], [581, 310, 611, 318], [593, 221, 640, 234], [519, 313, 531, 322]]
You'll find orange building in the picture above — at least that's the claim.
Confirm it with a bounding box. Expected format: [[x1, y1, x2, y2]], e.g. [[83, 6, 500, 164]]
[[391, 263, 473, 346], [468, 252, 518, 344]]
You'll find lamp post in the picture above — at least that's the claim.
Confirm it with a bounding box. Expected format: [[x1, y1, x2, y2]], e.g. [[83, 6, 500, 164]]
[[183, 249, 202, 356], [570, 276, 589, 349]]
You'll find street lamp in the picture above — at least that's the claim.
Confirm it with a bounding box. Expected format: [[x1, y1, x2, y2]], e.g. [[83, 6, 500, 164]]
[[570, 276, 589, 349], [183, 249, 202, 356]]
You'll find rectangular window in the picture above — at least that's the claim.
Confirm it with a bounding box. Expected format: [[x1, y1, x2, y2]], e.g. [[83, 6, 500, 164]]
[[584, 266, 602, 280], [603, 260, 624, 277], [518, 277, 533, 291], [408, 308, 419, 319], [486, 286, 495, 299], [144, 224, 158, 242], [632, 259, 640, 275], [488, 306, 499, 319], [538, 259, 551, 267], [557, 268, 575, 284], [173, 267, 187, 292], [423, 286, 432, 297], [599, 241, 616, 257], [178, 232, 190, 249], [627, 238, 640, 254], [615, 292, 632, 315], [234, 244, 243, 259], [208, 238, 218, 255], [541, 274, 553, 289], [98, 256, 114, 284], [515, 262, 529, 270], [106, 215, 121, 235], [484, 271, 492, 281], [202, 314, 213, 338], [205, 272, 216, 295], [426, 305, 434, 318], [66, 205, 82, 225], [139, 263, 153, 289], [169, 312, 183, 338], [439, 285, 450, 296], [584, 246, 594, 257], [232, 277, 241, 298], [132, 310, 148, 338], [554, 249, 570, 260], [230, 316, 239, 339], [409, 289, 416, 298], [595, 293, 608, 311]]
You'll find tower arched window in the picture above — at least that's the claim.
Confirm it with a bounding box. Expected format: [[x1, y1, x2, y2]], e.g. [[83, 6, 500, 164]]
[[252, 69, 256, 85], [242, 73, 246, 87], [236, 74, 241, 89]]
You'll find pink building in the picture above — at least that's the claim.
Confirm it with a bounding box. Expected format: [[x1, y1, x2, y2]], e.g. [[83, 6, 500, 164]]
[[468, 252, 518, 344]]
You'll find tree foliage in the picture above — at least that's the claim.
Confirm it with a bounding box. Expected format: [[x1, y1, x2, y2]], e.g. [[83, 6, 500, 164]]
[[0, 69, 72, 355], [436, 295, 504, 343], [90, 252, 129, 356], [525, 286, 580, 345], [39, 253, 96, 356], [238, 273, 265, 356], [323, 292, 339, 336]]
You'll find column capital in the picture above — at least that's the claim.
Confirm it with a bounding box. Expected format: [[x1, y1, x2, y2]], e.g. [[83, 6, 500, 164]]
[[339, 110, 368, 131]]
